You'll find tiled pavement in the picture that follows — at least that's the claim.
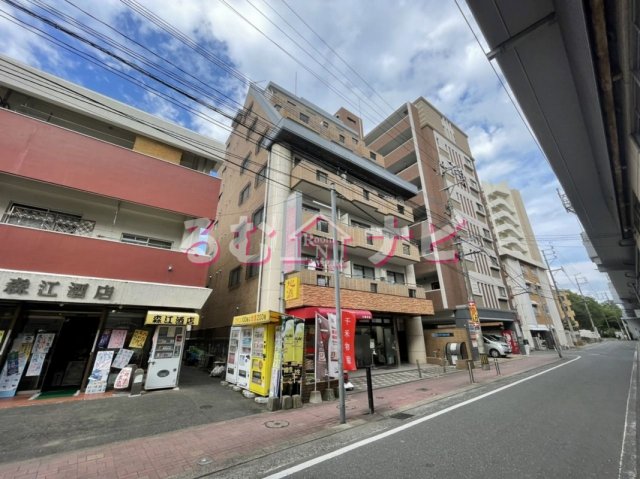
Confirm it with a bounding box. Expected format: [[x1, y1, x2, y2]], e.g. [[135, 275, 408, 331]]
[[349, 363, 459, 391], [0, 352, 562, 479]]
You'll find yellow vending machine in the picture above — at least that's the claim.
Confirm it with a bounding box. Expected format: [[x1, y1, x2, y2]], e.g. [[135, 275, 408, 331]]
[[231, 310, 281, 397]]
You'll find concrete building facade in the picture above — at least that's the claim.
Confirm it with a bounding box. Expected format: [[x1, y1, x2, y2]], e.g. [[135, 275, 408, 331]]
[[199, 83, 434, 367], [364, 99, 519, 342], [0, 56, 223, 397], [483, 182, 568, 348]]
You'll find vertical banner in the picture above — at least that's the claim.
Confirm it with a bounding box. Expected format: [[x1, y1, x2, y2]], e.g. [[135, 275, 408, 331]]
[[326, 313, 340, 379], [269, 327, 282, 398], [341, 311, 357, 371], [281, 317, 304, 395], [315, 313, 330, 381], [0, 334, 35, 398]]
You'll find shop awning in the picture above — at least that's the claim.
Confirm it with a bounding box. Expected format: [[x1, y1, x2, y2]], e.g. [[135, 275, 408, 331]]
[[529, 325, 550, 331], [286, 307, 372, 320]]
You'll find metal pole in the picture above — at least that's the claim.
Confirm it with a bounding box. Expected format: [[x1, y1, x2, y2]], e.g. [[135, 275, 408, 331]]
[[331, 184, 346, 424], [575, 276, 600, 338], [366, 366, 374, 414], [455, 239, 487, 365], [542, 252, 575, 344]]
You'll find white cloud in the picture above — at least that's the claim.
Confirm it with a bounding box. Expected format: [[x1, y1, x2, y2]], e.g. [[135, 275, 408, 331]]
[[1, 0, 611, 289]]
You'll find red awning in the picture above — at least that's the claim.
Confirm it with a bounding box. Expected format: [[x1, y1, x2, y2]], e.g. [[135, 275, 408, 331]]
[[286, 307, 372, 320]]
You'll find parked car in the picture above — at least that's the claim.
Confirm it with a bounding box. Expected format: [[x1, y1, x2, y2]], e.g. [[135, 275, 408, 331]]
[[483, 335, 511, 357], [485, 334, 513, 353]]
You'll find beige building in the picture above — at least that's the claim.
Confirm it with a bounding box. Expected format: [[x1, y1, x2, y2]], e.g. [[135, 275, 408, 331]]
[[198, 83, 434, 366], [483, 182, 569, 348], [364, 99, 519, 343]]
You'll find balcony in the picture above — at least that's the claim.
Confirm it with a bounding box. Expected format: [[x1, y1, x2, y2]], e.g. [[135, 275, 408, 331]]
[[290, 162, 414, 225], [284, 270, 433, 316], [0, 224, 208, 287], [300, 212, 420, 265], [0, 109, 220, 219]]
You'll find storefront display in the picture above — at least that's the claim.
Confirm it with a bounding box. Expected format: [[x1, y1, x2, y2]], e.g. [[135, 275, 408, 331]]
[[144, 325, 185, 390]]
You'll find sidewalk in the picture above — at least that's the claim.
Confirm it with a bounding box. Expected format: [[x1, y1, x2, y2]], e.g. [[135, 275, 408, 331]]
[[0, 352, 562, 479]]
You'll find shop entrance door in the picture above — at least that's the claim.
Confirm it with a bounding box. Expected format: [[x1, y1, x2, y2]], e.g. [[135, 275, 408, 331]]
[[42, 316, 99, 391], [145, 326, 185, 390]]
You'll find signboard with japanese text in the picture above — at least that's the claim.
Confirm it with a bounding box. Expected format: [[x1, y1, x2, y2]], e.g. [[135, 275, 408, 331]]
[[284, 276, 301, 301], [107, 329, 127, 349], [86, 350, 114, 394], [0, 271, 209, 310], [112, 349, 134, 369], [145, 311, 200, 326], [232, 310, 280, 326], [129, 330, 149, 349], [114, 366, 133, 390], [468, 301, 479, 324], [279, 318, 303, 396], [341, 311, 357, 372], [0, 334, 34, 397]]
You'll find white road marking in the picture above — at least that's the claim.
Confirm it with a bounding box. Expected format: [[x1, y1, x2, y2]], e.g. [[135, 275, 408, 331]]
[[618, 347, 637, 479], [264, 356, 582, 479]]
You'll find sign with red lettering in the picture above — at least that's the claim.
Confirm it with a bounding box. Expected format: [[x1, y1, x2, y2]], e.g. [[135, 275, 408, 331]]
[[341, 311, 356, 371]]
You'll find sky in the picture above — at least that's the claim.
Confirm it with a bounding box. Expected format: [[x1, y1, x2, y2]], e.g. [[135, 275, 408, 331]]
[[0, 0, 612, 300]]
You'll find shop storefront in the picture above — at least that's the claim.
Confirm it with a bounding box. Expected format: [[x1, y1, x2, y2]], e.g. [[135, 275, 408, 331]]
[[0, 270, 209, 399]]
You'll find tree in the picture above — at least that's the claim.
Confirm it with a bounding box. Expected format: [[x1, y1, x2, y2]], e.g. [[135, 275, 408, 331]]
[[564, 292, 622, 337]]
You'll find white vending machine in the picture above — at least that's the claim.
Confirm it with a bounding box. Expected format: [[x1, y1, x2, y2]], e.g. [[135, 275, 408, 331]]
[[236, 327, 253, 389], [225, 326, 241, 384], [145, 325, 185, 390]]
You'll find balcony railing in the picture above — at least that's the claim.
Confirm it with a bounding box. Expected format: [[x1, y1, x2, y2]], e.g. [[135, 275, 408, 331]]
[[2, 206, 96, 236], [289, 269, 427, 299]]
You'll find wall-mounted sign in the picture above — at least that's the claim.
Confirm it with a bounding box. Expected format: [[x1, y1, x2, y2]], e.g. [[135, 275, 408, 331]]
[[432, 332, 454, 337], [232, 310, 280, 326], [129, 330, 149, 349], [284, 276, 301, 301], [145, 311, 199, 326]]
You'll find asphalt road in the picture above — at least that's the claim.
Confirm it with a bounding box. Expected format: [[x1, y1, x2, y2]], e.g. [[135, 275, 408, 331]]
[[254, 341, 637, 479]]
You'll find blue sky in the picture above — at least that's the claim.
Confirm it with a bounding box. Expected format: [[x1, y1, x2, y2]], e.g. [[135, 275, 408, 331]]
[[0, 0, 611, 299]]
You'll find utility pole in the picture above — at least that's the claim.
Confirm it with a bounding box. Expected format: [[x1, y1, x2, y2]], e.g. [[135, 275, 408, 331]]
[[330, 184, 346, 424], [575, 276, 600, 338], [455, 237, 488, 368], [541, 250, 574, 350]]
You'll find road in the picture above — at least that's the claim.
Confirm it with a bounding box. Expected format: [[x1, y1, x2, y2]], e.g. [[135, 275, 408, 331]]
[[227, 341, 637, 478]]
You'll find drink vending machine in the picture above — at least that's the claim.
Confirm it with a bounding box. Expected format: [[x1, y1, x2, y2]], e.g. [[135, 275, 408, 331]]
[[227, 310, 282, 396]]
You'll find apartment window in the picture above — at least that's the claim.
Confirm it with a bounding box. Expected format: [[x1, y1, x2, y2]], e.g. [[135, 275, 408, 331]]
[[316, 170, 328, 184], [240, 155, 251, 175], [2, 203, 95, 236], [476, 202, 485, 213], [387, 271, 405, 284], [352, 137, 358, 145], [431, 281, 441, 290], [339, 134, 345, 143], [316, 219, 329, 233], [322, 120, 329, 128], [239, 184, 251, 205], [498, 286, 507, 297], [299, 112, 310, 124], [228, 267, 242, 288], [317, 275, 328, 287], [471, 281, 482, 295], [398, 204, 405, 214], [370, 283, 378, 293], [369, 152, 377, 161], [252, 206, 264, 226], [353, 264, 375, 279], [366, 234, 374, 245], [255, 165, 267, 187], [274, 104, 282, 111], [121, 233, 172, 249], [246, 264, 259, 279], [402, 244, 410, 255], [490, 256, 499, 267], [483, 228, 491, 238], [245, 116, 258, 140], [409, 289, 416, 298]]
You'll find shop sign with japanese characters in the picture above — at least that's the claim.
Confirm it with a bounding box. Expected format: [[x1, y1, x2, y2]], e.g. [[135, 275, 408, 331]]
[[1, 272, 115, 304], [145, 311, 200, 326]]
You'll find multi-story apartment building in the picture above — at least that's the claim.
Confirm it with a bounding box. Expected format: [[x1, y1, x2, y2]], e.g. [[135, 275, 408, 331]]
[[364, 99, 518, 342], [483, 182, 568, 348], [199, 82, 434, 370], [0, 56, 222, 397], [554, 290, 579, 333]]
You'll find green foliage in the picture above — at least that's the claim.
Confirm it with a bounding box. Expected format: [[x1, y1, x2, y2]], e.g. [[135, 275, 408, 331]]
[[564, 292, 622, 334]]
